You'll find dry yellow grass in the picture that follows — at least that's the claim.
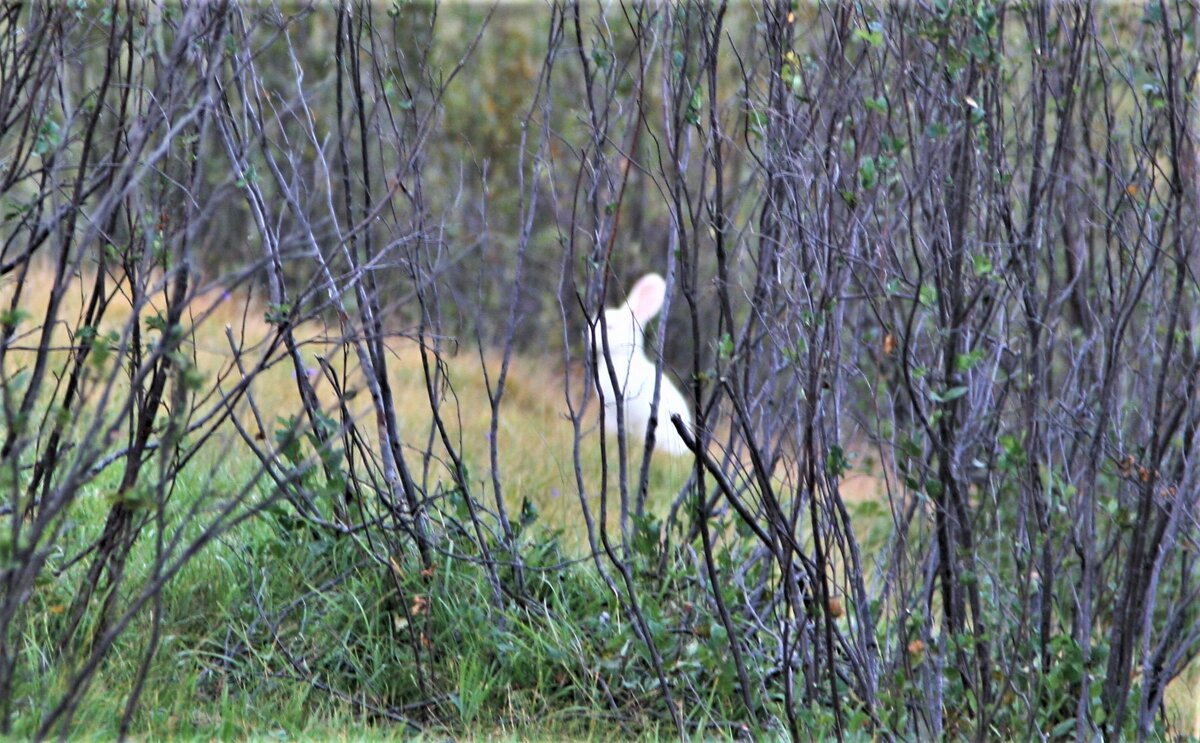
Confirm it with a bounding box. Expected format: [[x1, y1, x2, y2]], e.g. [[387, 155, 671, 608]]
[[0, 263, 698, 543], [1, 263, 886, 531]]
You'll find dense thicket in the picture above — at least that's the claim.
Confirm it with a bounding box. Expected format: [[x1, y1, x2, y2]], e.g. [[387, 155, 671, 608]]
[[1, 2, 1199, 739]]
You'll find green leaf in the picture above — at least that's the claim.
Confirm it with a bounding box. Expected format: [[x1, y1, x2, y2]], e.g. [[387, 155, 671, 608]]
[[0, 307, 30, 329], [748, 108, 769, 137], [955, 349, 984, 372], [852, 27, 884, 47], [858, 156, 878, 189], [520, 496, 538, 528], [34, 119, 61, 156], [235, 164, 259, 189], [265, 302, 292, 327], [145, 312, 169, 333], [826, 445, 849, 477], [717, 333, 734, 359], [928, 385, 967, 403], [685, 88, 703, 126], [89, 329, 120, 369], [274, 416, 304, 466]]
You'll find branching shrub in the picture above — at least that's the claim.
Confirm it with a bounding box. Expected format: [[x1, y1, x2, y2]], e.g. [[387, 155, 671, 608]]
[[1, 2, 1198, 740]]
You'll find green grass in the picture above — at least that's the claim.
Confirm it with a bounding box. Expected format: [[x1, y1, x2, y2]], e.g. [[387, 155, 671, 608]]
[[10, 416, 1200, 740], [3, 443, 734, 738], [9, 497, 746, 740], [2, 269, 761, 739]]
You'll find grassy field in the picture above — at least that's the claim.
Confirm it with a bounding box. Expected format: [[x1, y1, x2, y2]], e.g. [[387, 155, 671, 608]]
[[3, 266, 1199, 739], [1, 264, 882, 541], [0, 266, 774, 738]]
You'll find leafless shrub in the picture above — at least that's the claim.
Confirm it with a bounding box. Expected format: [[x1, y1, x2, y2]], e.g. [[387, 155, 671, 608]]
[[2, 2, 1198, 740], [0, 5, 297, 737]]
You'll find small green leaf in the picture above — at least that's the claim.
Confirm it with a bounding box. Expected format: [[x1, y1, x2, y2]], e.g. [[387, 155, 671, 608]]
[[929, 385, 967, 403], [826, 445, 849, 477], [942, 385, 967, 401], [955, 349, 984, 372], [265, 302, 292, 327], [852, 27, 884, 47], [717, 333, 734, 359], [858, 156, 878, 189], [145, 312, 169, 333], [685, 88, 703, 126], [235, 164, 259, 189], [34, 119, 61, 156], [520, 496, 538, 528], [748, 108, 769, 139], [274, 416, 304, 465], [0, 307, 30, 329]]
